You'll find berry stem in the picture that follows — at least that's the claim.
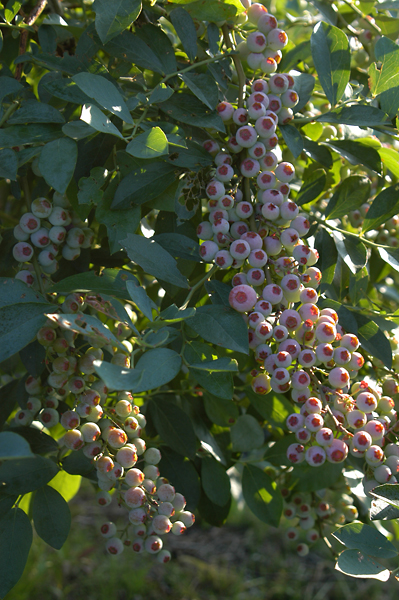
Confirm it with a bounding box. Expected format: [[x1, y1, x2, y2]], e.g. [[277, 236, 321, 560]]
[[181, 264, 219, 310], [339, 0, 382, 34], [222, 24, 246, 109], [0, 101, 19, 128]]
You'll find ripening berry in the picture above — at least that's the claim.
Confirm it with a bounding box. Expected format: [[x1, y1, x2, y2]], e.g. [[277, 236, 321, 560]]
[[62, 244, 80, 261], [326, 439, 348, 463], [215, 250, 234, 269], [141, 447, 160, 465], [247, 268, 266, 287], [364, 419, 385, 440], [328, 368, 350, 389], [105, 537, 124, 555], [101, 522, 117, 538], [144, 535, 163, 554], [280, 228, 299, 250], [351, 430, 372, 451], [297, 543, 309, 557], [262, 202, 280, 221], [251, 373, 271, 395], [240, 157, 260, 177], [255, 116, 277, 138], [306, 446, 326, 467], [157, 483, 175, 503], [286, 413, 305, 432], [236, 124, 258, 148], [128, 508, 147, 525], [157, 549, 172, 564], [216, 101, 234, 121], [125, 486, 146, 508], [267, 28, 288, 50], [333, 346, 351, 366], [346, 408, 367, 430], [96, 455, 114, 474], [374, 464, 393, 484], [304, 397, 322, 414], [295, 428, 311, 444], [304, 413, 324, 433], [13, 241, 34, 262], [262, 284, 283, 305], [229, 284, 257, 313], [275, 350, 292, 368], [14, 409, 33, 426], [14, 224, 29, 242], [152, 515, 172, 535], [315, 427, 334, 446], [61, 410, 80, 430], [233, 108, 249, 126], [248, 141, 266, 159], [125, 468, 144, 487], [287, 443, 305, 464], [64, 429, 85, 450]]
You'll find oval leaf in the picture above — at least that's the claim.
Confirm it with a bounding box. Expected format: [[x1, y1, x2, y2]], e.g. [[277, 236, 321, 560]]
[[0, 508, 33, 598], [242, 465, 283, 527], [201, 456, 231, 507], [32, 485, 71, 550], [336, 549, 391, 581]]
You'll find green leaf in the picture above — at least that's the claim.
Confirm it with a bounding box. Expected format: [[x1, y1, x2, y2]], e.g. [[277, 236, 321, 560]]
[[93, 0, 142, 44], [201, 456, 230, 507], [159, 446, 200, 511], [0, 456, 59, 495], [230, 415, 264, 452], [126, 279, 157, 321], [43, 78, 93, 105], [0, 508, 33, 598], [0, 124, 62, 148], [180, 73, 219, 110], [370, 497, 399, 521], [48, 470, 81, 503], [112, 162, 176, 209], [62, 450, 95, 476], [0, 148, 18, 180], [378, 247, 399, 273], [10, 427, 58, 455], [186, 305, 249, 355], [324, 139, 381, 173], [48, 312, 125, 350], [38, 137, 77, 194], [316, 104, 389, 127], [332, 232, 367, 274], [8, 99, 65, 124], [369, 36, 399, 95], [335, 549, 390, 581], [184, 341, 234, 400], [73, 72, 133, 124], [205, 280, 231, 306], [303, 139, 333, 168], [203, 393, 239, 427], [170, 7, 197, 61], [197, 489, 231, 526], [32, 486, 71, 550], [0, 279, 56, 361], [149, 399, 197, 459], [310, 21, 350, 106], [280, 40, 312, 73], [96, 178, 141, 254], [370, 483, 399, 509], [103, 30, 164, 74], [148, 83, 174, 105], [120, 233, 188, 288], [247, 389, 293, 428], [0, 491, 18, 522], [160, 93, 225, 133], [94, 348, 181, 392], [279, 124, 303, 158], [19, 340, 45, 377], [292, 461, 342, 492], [349, 267, 369, 305], [242, 465, 282, 527], [296, 168, 326, 206], [154, 233, 201, 262], [134, 24, 177, 75], [77, 166, 107, 206], [63, 121, 97, 140], [0, 77, 23, 105], [167, 140, 213, 171], [0, 432, 34, 460], [4, 0, 22, 22], [49, 268, 139, 300], [326, 175, 371, 219], [379, 147, 399, 178], [80, 103, 124, 138], [183, 0, 244, 21], [362, 183, 399, 232], [126, 127, 168, 158], [332, 522, 397, 558], [315, 228, 337, 286], [291, 73, 315, 112]]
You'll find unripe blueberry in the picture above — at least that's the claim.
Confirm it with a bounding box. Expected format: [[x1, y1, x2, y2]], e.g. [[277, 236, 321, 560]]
[[287, 443, 305, 464], [315, 427, 334, 446], [132, 538, 144, 553], [255, 116, 277, 139], [107, 428, 128, 449], [364, 419, 385, 440], [229, 284, 257, 312], [19, 212, 41, 234], [267, 28, 288, 50], [356, 392, 378, 412], [125, 486, 146, 508], [232, 108, 249, 126], [306, 446, 326, 467], [152, 515, 172, 535], [14, 409, 33, 426], [280, 201, 299, 221], [83, 440, 102, 458], [144, 447, 162, 465], [101, 522, 117, 538], [351, 430, 372, 451], [14, 224, 30, 242], [96, 491, 112, 507], [365, 444, 385, 466], [30, 227, 50, 248], [64, 429, 85, 450], [157, 549, 172, 564], [262, 284, 283, 305], [315, 322, 336, 344], [199, 240, 219, 262], [247, 52, 264, 71], [304, 396, 322, 414], [291, 370, 311, 391], [105, 537, 124, 555], [31, 197, 52, 218], [215, 164, 234, 183], [240, 157, 261, 178], [247, 30, 267, 52], [144, 535, 163, 554], [157, 483, 175, 503], [61, 410, 80, 430], [13, 242, 34, 262], [286, 413, 305, 432], [134, 438, 146, 455], [246, 268, 265, 287], [216, 101, 234, 121], [236, 125, 258, 149], [304, 413, 324, 433], [251, 373, 271, 394], [62, 245, 80, 261]]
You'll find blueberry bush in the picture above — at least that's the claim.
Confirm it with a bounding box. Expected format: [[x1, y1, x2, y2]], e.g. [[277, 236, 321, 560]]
[[1, 0, 399, 595]]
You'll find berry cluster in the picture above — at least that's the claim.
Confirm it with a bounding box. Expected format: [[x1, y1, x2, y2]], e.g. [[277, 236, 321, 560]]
[[13, 193, 93, 285], [14, 297, 193, 561]]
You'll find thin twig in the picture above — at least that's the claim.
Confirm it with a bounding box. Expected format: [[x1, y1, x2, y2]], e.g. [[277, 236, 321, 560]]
[[15, 0, 48, 81]]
